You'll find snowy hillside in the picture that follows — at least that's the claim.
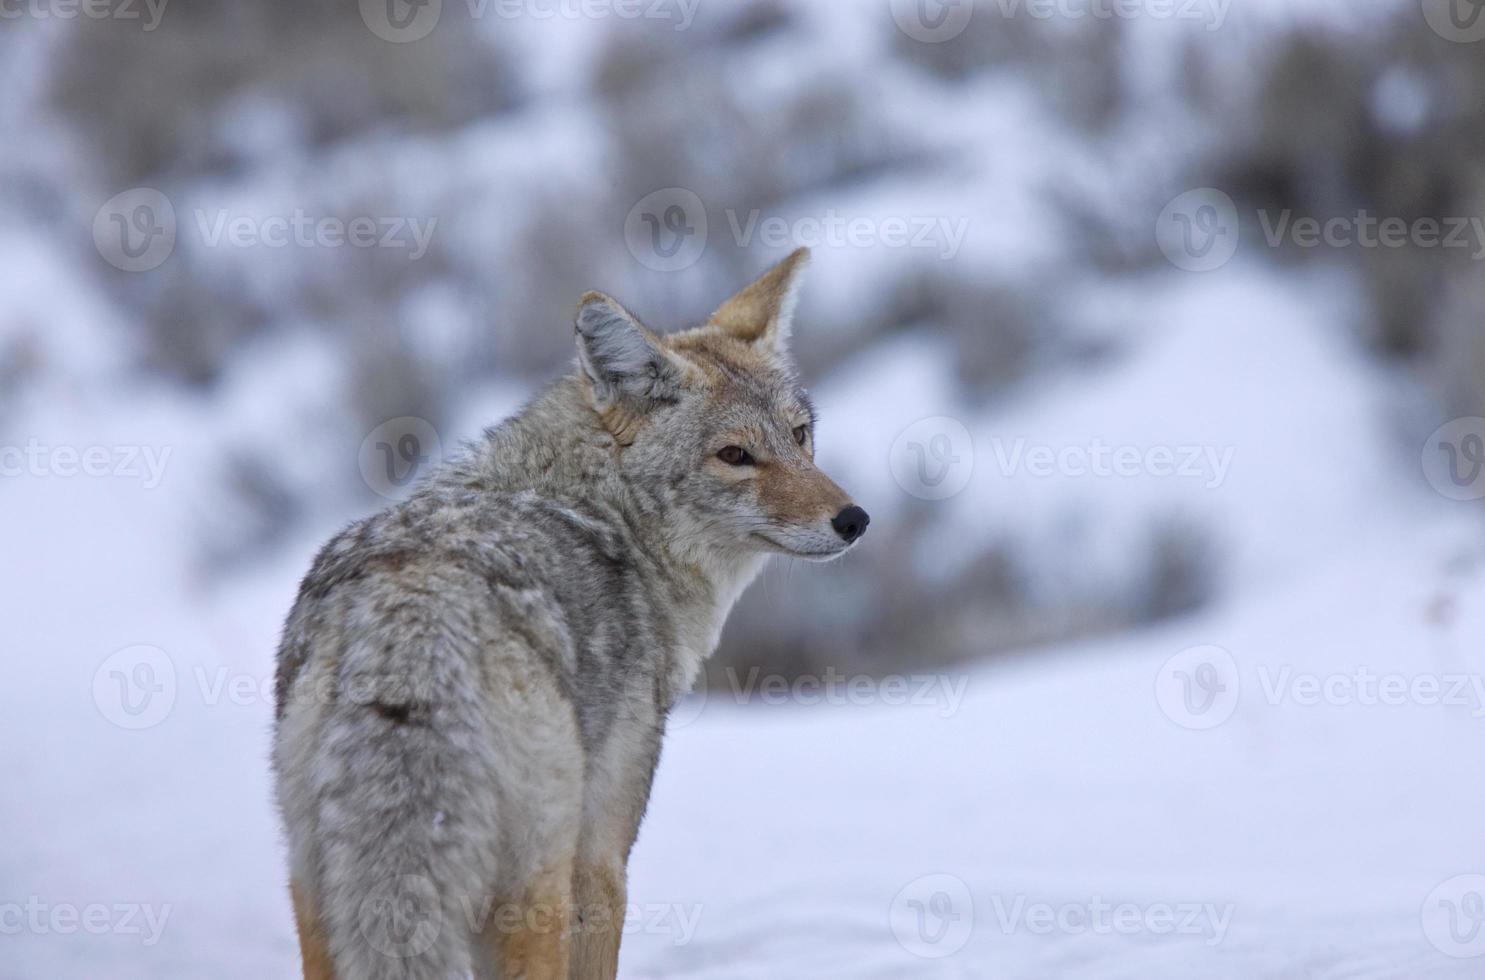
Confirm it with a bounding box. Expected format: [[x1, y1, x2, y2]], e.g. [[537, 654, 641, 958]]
[[5, 0, 1485, 977]]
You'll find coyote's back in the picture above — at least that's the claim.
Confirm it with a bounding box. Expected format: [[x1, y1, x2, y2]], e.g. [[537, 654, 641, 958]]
[[272, 248, 868, 979]]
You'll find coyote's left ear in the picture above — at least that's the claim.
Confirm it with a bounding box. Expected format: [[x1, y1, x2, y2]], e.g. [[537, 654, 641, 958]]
[[575, 292, 683, 439], [707, 247, 810, 358]]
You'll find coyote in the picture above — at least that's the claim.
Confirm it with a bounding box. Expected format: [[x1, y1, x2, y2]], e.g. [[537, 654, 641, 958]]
[[272, 247, 868, 979]]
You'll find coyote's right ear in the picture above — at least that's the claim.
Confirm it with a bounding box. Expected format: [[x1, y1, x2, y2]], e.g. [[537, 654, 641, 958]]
[[575, 292, 682, 440], [708, 246, 810, 359]]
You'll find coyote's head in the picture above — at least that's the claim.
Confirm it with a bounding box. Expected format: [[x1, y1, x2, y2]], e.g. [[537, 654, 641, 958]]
[[574, 247, 868, 564]]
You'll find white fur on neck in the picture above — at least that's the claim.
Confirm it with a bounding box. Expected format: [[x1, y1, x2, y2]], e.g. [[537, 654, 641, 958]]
[[666, 549, 769, 702]]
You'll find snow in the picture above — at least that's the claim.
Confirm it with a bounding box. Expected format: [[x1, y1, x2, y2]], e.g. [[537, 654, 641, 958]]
[[6, 287, 1482, 977], [628, 516, 1485, 979], [5, 1, 1478, 977]]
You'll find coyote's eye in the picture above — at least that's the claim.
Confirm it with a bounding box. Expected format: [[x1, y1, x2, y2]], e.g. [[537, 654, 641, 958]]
[[717, 446, 754, 466], [792, 425, 808, 446]]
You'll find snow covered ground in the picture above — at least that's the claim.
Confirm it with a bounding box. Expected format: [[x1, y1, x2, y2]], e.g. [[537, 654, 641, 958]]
[[5, 263, 1482, 978], [5, 2, 1481, 976], [627, 532, 1485, 978], [8, 465, 1483, 978]]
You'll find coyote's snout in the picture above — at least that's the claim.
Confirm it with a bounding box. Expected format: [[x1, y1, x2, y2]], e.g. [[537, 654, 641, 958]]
[[272, 247, 864, 979]]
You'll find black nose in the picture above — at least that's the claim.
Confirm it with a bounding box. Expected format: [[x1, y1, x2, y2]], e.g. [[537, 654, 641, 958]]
[[831, 505, 870, 543]]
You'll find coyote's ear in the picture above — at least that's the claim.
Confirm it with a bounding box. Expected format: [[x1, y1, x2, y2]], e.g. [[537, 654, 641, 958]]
[[575, 292, 681, 424], [707, 247, 810, 358]]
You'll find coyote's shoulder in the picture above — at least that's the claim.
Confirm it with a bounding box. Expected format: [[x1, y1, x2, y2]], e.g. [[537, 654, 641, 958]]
[[272, 248, 868, 980]]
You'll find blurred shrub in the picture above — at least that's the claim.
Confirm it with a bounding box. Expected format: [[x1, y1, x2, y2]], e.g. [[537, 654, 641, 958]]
[[51, 0, 515, 186], [1197, 14, 1485, 416]]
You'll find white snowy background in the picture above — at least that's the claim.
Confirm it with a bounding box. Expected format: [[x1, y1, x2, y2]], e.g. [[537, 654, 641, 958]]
[[5, 0, 1485, 977]]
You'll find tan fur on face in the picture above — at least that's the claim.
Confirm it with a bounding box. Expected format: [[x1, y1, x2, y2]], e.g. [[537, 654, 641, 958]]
[[663, 328, 851, 529], [756, 456, 851, 525]]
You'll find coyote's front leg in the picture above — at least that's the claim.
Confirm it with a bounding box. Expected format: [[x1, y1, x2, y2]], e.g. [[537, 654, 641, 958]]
[[569, 709, 661, 980], [570, 858, 626, 980], [482, 862, 576, 980]]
